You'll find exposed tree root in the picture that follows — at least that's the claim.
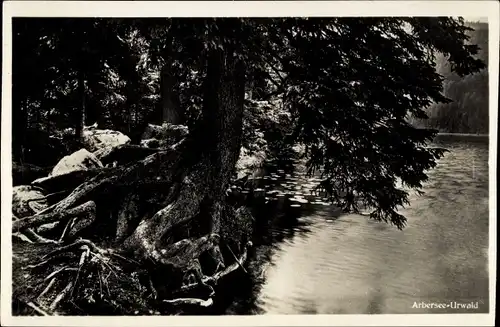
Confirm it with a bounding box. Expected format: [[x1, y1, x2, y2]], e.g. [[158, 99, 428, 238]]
[[23, 229, 59, 244], [43, 238, 104, 260], [13, 133, 254, 316], [43, 139, 187, 216], [177, 240, 252, 293], [13, 201, 96, 232], [122, 168, 207, 259], [94, 144, 163, 166], [44, 267, 78, 282], [16, 229, 252, 314], [32, 168, 114, 193], [26, 190, 71, 205]]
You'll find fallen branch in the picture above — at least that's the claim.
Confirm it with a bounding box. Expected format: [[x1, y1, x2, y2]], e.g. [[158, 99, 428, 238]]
[[163, 297, 213, 307], [71, 246, 90, 298], [58, 218, 74, 242], [44, 266, 78, 282], [225, 243, 248, 274], [26, 258, 55, 270], [90, 252, 118, 278], [50, 281, 74, 311], [26, 301, 51, 316], [38, 278, 57, 300]]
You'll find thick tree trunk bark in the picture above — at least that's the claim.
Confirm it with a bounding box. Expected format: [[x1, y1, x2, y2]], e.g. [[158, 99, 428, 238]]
[[122, 46, 246, 262], [76, 68, 86, 140], [22, 44, 248, 286], [201, 49, 246, 234], [161, 66, 181, 125], [161, 36, 183, 125], [13, 97, 29, 162], [12, 31, 252, 315]]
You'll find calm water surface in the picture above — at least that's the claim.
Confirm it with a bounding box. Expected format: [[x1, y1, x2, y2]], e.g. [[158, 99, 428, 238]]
[[225, 138, 489, 314]]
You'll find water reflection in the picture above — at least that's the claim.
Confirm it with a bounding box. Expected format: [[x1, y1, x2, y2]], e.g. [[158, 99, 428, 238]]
[[225, 139, 489, 315]]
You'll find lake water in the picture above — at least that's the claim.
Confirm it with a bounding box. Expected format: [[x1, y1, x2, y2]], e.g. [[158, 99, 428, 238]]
[[223, 137, 490, 315]]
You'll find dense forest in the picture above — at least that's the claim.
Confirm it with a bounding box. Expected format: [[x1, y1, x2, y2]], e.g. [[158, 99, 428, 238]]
[[409, 21, 489, 133], [11, 18, 484, 316]]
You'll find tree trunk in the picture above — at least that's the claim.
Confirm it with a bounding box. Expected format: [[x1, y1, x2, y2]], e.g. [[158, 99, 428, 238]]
[[200, 49, 246, 234], [75, 68, 86, 140], [20, 45, 248, 291], [123, 46, 246, 261], [13, 97, 29, 163], [161, 36, 183, 125]]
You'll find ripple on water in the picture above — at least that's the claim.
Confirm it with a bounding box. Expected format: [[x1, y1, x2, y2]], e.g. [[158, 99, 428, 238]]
[[230, 141, 489, 315]]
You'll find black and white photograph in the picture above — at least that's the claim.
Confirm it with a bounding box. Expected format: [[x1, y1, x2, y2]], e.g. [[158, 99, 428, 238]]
[[1, 1, 497, 326]]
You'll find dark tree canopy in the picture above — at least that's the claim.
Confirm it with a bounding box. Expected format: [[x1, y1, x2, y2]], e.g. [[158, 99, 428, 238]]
[[10, 16, 487, 316], [12, 17, 485, 230]]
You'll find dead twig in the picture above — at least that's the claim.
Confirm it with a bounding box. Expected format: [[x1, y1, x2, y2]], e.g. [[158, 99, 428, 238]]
[[24, 229, 59, 244], [26, 257, 55, 270], [44, 266, 77, 282], [43, 238, 102, 260], [97, 268, 103, 299], [109, 251, 140, 265], [26, 301, 51, 316], [177, 241, 252, 294], [38, 278, 56, 300], [70, 245, 90, 297], [58, 218, 74, 242], [148, 276, 157, 300], [163, 297, 213, 307], [50, 281, 74, 311], [225, 243, 248, 274], [90, 252, 118, 278]]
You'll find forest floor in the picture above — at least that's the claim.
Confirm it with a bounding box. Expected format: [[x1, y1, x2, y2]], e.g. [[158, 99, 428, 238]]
[[11, 123, 268, 316]]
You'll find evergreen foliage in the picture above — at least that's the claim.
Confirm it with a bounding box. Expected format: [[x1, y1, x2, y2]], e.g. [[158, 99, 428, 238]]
[[410, 21, 489, 133], [12, 17, 485, 229]]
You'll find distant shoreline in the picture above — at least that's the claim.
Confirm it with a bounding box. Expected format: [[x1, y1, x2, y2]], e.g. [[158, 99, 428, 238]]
[[433, 133, 489, 144], [436, 132, 489, 137]]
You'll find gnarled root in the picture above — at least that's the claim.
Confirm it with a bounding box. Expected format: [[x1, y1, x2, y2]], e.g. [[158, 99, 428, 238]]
[[13, 201, 96, 233], [176, 240, 252, 294], [17, 238, 132, 315], [122, 170, 207, 260], [43, 139, 187, 216]]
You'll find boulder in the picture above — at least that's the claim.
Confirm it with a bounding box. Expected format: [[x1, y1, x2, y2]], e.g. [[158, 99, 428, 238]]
[[82, 129, 131, 152], [140, 123, 188, 149], [12, 185, 49, 218], [234, 147, 267, 180], [12, 162, 52, 186], [141, 123, 188, 142], [50, 149, 104, 177], [140, 138, 161, 149]]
